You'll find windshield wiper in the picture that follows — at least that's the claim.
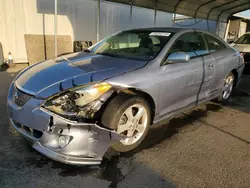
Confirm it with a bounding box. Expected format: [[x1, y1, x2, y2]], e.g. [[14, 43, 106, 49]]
[[83, 49, 91, 53], [96, 52, 120, 58], [97, 52, 147, 61]]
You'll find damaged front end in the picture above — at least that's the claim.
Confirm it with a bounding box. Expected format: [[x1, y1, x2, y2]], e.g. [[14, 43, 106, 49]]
[[42, 82, 115, 122], [8, 82, 126, 165]]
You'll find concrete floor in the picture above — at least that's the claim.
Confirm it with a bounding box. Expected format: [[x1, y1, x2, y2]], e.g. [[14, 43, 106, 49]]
[[1, 67, 250, 188]]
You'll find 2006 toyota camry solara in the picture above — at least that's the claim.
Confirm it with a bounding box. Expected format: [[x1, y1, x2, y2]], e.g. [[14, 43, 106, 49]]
[[8, 28, 244, 165]]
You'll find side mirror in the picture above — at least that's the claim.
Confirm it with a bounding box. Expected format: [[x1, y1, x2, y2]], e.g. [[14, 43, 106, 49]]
[[166, 52, 190, 64]]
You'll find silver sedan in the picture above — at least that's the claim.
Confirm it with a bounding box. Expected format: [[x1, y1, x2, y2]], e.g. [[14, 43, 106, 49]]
[[8, 28, 244, 165]]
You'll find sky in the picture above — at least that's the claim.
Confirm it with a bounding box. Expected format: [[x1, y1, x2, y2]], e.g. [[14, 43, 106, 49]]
[[235, 10, 250, 19]]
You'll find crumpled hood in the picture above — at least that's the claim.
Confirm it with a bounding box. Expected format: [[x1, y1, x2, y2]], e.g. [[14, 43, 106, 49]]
[[15, 52, 147, 98]]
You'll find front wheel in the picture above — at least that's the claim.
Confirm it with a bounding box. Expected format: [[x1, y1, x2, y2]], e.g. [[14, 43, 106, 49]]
[[101, 94, 151, 152], [217, 73, 235, 102]]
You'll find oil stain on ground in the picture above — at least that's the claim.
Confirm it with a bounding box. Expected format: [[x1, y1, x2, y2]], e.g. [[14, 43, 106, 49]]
[[29, 154, 131, 188]]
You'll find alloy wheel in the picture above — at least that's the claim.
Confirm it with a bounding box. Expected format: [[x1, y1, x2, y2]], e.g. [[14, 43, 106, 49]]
[[117, 104, 148, 146], [222, 75, 234, 100]]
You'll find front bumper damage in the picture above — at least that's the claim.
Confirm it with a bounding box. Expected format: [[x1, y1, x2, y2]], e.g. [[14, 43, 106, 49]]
[[8, 84, 124, 165]]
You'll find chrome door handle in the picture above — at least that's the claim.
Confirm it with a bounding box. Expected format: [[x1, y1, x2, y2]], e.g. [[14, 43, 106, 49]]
[[208, 64, 214, 70]]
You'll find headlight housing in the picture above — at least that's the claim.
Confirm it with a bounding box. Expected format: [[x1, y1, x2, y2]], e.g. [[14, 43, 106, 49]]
[[42, 82, 112, 120]]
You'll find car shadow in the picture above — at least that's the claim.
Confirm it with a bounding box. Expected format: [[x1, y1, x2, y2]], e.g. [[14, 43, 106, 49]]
[[123, 94, 250, 158], [122, 103, 222, 157], [21, 104, 211, 187], [225, 88, 250, 114]]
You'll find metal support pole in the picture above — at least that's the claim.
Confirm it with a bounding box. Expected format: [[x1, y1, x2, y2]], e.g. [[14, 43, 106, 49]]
[[154, 6, 157, 27], [54, 0, 57, 58], [130, 1, 133, 28], [215, 21, 220, 36], [97, 0, 100, 42], [224, 20, 230, 41]]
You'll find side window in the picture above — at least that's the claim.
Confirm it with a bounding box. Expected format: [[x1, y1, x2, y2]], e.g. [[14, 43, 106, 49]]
[[205, 34, 227, 52], [169, 32, 209, 58]]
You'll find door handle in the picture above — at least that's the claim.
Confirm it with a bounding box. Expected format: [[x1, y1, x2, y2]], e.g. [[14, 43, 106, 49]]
[[207, 64, 214, 70]]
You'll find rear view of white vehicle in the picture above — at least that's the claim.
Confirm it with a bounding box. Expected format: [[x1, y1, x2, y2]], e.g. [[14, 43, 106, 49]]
[[231, 32, 250, 73]]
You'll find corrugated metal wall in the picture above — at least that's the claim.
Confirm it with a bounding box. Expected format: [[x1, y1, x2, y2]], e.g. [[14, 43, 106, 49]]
[[173, 19, 217, 32], [173, 18, 227, 39], [0, 0, 173, 63]]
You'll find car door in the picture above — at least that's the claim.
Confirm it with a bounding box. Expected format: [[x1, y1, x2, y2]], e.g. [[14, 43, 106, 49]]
[[158, 32, 213, 117], [197, 32, 216, 100], [204, 34, 231, 95]]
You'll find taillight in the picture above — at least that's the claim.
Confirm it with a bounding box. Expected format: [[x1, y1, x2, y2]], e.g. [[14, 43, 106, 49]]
[[240, 52, 245, 63]]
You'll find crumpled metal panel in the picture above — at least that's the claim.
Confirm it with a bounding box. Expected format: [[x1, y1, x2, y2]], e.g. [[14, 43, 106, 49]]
[[9, 105, 125, 165], [8, 82, 126, 165]]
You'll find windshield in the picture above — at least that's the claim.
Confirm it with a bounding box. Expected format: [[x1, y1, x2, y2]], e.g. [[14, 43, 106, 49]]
[[235, 34, 250, 44], [89, 30, 174, 61]]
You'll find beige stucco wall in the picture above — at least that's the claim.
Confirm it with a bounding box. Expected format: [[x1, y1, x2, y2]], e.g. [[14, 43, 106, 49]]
[[0, 0, 75, 63], [0, 0, 173, 63]]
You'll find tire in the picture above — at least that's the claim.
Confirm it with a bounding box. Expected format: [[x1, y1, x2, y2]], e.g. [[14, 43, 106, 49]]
[[217, 73, 235, 103], [101, 93, 151, 152]]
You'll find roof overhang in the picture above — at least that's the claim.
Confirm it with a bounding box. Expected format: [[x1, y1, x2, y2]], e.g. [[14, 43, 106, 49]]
[[106, 0, 250, 23]]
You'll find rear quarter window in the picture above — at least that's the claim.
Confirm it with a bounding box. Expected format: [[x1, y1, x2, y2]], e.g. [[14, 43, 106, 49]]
[[168, 32, 209, 58], [205, 34, 227, 52]]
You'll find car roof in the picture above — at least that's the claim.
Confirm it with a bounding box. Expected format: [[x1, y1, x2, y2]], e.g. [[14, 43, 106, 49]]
[[127, 27, 222, 39], [128, 27, 194, 33], [126, 27, 228, 46], [243, 32, 250, 35]]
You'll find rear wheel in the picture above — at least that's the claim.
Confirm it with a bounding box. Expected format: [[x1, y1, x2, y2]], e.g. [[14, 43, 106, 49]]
[[217, 73, 234, 102], [101, 94, 151, 152]]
